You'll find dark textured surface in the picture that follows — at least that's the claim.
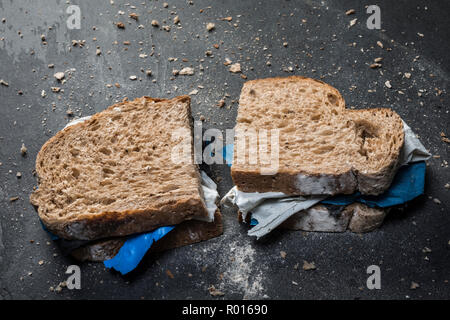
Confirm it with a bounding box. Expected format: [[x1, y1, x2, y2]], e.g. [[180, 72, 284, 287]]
[[0, 0, 448, 299]]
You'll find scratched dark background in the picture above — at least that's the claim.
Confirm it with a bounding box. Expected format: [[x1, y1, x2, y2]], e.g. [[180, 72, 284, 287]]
[[0, 0, 448, 299]]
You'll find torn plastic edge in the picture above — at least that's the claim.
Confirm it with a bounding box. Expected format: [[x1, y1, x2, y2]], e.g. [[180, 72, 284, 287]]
[[103, 226, 175, 275]]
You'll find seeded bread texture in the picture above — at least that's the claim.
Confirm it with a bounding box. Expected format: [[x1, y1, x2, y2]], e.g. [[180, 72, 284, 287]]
[[231, 76, 404, 195], [31, 96, 209, 240], [71, 210, 223, 262]]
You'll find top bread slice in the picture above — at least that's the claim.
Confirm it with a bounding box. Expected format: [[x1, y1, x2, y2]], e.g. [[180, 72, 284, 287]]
[[31, 96, 209, 240], [231, 76, 404, 195]]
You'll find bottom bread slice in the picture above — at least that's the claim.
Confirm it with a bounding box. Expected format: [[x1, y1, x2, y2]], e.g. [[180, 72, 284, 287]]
[[238, 203, 386, 233], [280, 203, 387, 233], [71, 210, 223, 262]]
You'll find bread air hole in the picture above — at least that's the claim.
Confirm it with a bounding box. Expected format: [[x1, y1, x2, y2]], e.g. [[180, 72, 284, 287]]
[[355, 122, 379, 159], [327, 93, 338, 106], [102, 198, 116, 205], [313, 145, 335, 154], [70, 148, 80, 156], [90, 124, 101, 131], [102, 168, 115, 175], [98, 147, 112, 155], [71, 168, 80, 178]]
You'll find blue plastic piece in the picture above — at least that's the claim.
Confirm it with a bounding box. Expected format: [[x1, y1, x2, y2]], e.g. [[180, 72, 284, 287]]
[[104, 226, 175, 275], [323, 162, 426, 208], [222, 144, 233, 167]]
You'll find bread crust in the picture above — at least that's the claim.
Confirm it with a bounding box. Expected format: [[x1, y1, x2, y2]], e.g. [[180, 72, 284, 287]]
[[231, 76, 404, 196], [347, 203, 387, 233], [71, 210, 223, 262], [39, 197, 209, 240], [31, 96, 210, 240], [279, 203, 386, 233], [231, 169, 357, 195]]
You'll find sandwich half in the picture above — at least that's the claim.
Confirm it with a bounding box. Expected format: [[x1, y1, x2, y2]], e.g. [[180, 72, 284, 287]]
[[31, 96, 222, 262], [226, 76, 409, 236]]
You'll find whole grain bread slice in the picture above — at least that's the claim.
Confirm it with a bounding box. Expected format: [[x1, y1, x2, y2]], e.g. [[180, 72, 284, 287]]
[[237, 203, 386, 233], [280, 203, 387, 233], [31, 96, 209, 240], [71, 210, 223, 262], [231, 76, 404, 195]]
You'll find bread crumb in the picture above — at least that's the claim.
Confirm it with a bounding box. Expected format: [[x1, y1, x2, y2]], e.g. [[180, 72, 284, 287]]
[[229, 63, 241, 73], [129, 13, 139, 21], [280, 251, 287, 259], [151, 20, 159, 27], [370, 63, 382, 69], [116, 22, 125, 29], [440, 132, 450, 144], [54, 72, 65, 81], [179, 67, 195, 75], [303, 261, 316, 270], [208, 285, 225, 296], [0, 79, 9, 86], [20, 143, 27, 156], [166, 269, 174, 279], [385, 80, 392, 88], [206, 22, 215, 31], [377, 41, 384, 48], [422, 247, 432, 253], [346, 9, 355, 15], [410, 282, 420, 289]]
